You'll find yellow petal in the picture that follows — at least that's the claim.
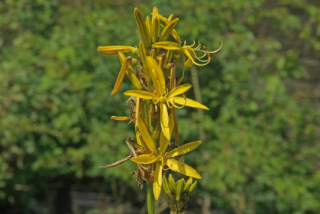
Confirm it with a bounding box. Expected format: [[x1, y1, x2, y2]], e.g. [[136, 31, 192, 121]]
[[135, 98, 140, 128], [153, 162, 163, 200], [166, 141, 201, 158], [160, 102, 171, 140], [97, 46, 135, 55], [152, 41, 181, 51], [131, 154, 159, 164], [167, 159, 201, 179], [118, 52, 142, 89], [159, 18, 179, 41], [136, 131, 142, 146], [137, 117, 156, 152], [146, 56, 166, 96], [111, 56, 130, 95], [139, 41, 148, 70], [111, 116, 130, 121], [171, 29, 181, 45], [159, 132, 169, 154], [124, 90, 155, 100], [134, 8, 152, 48], [151, 12, 169, 24], [151, 7, 160, 43], [183, 49, 194, 67], [167, 84, 192, 99], [172, 108, 180, 146], [145, 16, 152, 36], [171, 97, 209, 110]]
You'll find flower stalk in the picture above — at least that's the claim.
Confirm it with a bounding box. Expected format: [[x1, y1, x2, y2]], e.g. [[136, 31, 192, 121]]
[[98, 7, 221, 213]]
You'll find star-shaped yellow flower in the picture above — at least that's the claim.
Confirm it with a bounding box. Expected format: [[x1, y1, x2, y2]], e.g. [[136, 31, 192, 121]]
[[131, 120, 201, 200], [124, 56, 208, 140]]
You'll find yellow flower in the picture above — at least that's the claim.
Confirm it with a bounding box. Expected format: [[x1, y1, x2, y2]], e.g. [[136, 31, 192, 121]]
[[124, 56, 208, 140], [152, 40, 222, 66], [131, 124, 202, 200]]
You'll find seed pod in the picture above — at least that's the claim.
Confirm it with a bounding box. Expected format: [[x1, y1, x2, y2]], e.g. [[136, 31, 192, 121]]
[[176, 178, 185, 201]]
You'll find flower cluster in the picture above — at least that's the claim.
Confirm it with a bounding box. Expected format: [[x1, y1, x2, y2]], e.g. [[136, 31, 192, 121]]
[[98, 7, 220, 200]]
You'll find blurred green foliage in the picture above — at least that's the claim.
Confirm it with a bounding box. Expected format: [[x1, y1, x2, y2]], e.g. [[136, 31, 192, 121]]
[[1, 0, 320, 213]]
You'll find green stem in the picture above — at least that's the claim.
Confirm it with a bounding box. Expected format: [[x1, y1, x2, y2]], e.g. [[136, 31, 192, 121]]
[[147, 182, 155, 214]]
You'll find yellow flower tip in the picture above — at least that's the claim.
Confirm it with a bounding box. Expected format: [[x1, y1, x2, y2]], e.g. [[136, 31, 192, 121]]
[[111, 116, 130, 121], [97, 46, 135, 55]]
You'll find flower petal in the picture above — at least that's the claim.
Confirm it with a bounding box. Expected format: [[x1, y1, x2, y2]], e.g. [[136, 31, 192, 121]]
[[159, 18, 179, 42], [166, 141, 201, 158], [131, 154, 159, 164], [167, 159, 201, 179], [159, 132, 169, 154], [153, 162, 163, 200], [111, 116, 130, 121], [118, 52, 142, 89], [137, 117, 157, 152], [152, 41, 181, 51], [124, 90, 155, 100], [146, 56, 166, 96], [111, 56, 131, 95], [160, 102, 171, 140], [134, 8, 152, 48], [171, 97, 209, 110], [97, 46, 135, 55], [167, 84, 192, 99]]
